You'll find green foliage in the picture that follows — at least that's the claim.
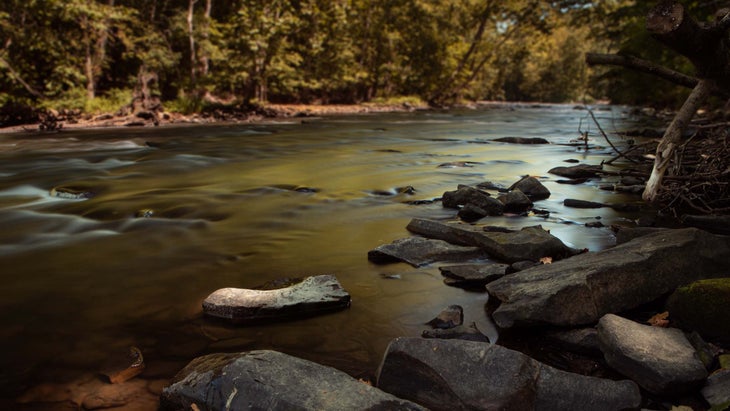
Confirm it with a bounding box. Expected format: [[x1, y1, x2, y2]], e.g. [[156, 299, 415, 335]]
[[165, 92, 206, 115], [1, 0, 721, 114], [84, 88, 133, 114], [39, 87, 131, 114], [370, 95, 426, 107]]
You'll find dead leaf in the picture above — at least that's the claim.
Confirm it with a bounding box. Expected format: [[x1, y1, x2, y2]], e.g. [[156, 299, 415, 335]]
[[647, 311, 670, 327], [539, 256, 553, 265], [358, 378, 372, 386]]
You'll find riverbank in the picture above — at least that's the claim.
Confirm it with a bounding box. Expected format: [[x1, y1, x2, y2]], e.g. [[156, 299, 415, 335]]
[[0, 101, 431, 134]]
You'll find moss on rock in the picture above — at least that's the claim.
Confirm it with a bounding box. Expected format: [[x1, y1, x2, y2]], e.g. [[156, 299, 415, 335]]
[[667, 278, 730, 341]]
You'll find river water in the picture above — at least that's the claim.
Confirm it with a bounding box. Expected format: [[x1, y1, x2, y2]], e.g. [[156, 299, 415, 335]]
[[0, 104, 651, 404]]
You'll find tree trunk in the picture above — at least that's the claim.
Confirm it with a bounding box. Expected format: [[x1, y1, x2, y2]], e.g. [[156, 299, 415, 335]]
[[643, 79, 714, 202], [83, 0, 115, 100], [647, 0, 730, 92], [640, 1, 730, 202], [199, 0, 212, 78], [187, 0, 198, 86]]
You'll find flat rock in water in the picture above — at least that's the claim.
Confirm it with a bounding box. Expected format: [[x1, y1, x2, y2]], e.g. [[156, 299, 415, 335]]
[[406, 218, 579, 263], [202, 274, 351, 323], [161, 350, 425, 411], [439, 263, 509, 288], [486, 228, 730, 328], [492, 136, 550, 144], [597, 314, 708, 395], [548, 164, 602, 179], [376, 337, 640, 411], [368, 236, 488, 267]]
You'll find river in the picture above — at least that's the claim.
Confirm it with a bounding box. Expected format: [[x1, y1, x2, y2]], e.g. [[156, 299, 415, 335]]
[[0, 104, 652, 405]]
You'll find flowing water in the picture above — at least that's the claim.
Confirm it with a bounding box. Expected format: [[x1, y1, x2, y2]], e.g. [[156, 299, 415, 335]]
[[0, 104, 652, 405]]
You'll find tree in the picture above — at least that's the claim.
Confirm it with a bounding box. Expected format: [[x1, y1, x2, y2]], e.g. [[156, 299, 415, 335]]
[[222, 0, 300, 103]]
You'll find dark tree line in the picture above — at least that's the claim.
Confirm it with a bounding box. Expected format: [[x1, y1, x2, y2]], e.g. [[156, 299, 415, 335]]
[[0, 0, 726, 121]]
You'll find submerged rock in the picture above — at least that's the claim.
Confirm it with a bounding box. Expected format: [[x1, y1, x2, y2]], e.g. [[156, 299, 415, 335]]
[[376, 337, 640, 411], [161, 350, 425, 411], [486, 228, 730, 328], [493, 137, 550, 144], [597, 314, 708, 395], [368, 236, 487, 267], [202, 274, 351, 323], [50, 186, 96, 200], [101, 346, 145, 384]]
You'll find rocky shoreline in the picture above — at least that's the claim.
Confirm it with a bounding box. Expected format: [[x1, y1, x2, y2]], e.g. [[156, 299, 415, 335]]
[[158, 158, 729, 410], [8, 113, 730, 410]]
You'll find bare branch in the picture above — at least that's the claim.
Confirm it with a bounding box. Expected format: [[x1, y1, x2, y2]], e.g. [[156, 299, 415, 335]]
[[585, 53, 699, 90]]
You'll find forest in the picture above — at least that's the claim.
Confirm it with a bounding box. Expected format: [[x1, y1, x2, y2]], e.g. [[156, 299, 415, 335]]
[[0, 0, 725, 124]]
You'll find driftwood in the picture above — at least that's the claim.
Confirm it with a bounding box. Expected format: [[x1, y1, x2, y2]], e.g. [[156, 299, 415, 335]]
[[587, 1, 730, 203]]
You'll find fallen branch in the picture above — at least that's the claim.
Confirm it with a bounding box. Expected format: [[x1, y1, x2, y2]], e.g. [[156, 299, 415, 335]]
[[585, 53, 699, 90], [585, 106, 636, 163], [644, 79, 714, 202]]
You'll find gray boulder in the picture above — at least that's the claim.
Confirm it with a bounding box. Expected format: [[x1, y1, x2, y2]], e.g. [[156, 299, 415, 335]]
[[486, 228, 730, 328], [160, 350, 425, 411], [377, 337, 640, 411], [368, 236, 487, 267], [457, 203, 490, 222], [682, 214, 730, 235], [508, 176, 551, 200], [498, 189, 533, 213], [439, 263, 510, 288], [614, 227, 668, 245], [202, 275, 350, 323], [544, 328, 601, 356], [702, 369, 730, 409], [597, 314, 708, 395], [442, 185, 504, 216], [406, 218, 580, 263], [422, 323, 490, 343], [666, 278, 730, 341], [426, 305, 464, 329]]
